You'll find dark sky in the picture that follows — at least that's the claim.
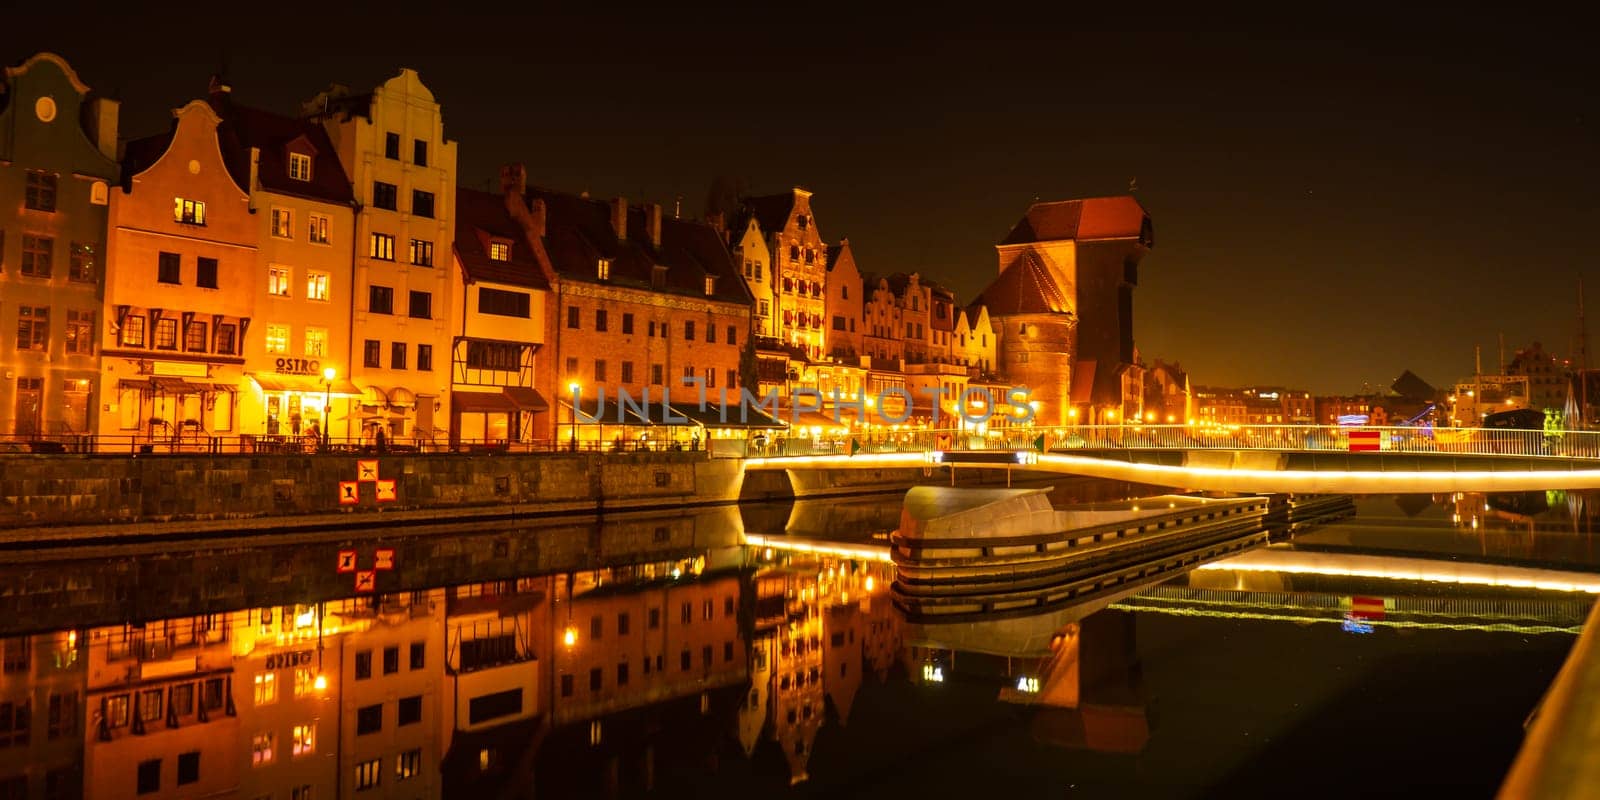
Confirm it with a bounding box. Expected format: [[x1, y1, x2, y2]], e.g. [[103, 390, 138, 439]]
[[12, 8, 1596, 394]]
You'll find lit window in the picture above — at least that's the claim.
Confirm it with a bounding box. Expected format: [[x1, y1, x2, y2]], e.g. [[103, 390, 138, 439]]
[[252, 731, 276, 765], [268, 267, 291, 297], [489, 241, 510, 261], [293, 667, 317, 698], [370, 233, 395, 261], [355, 758, 380, 790], [597, 258, 610, 279], [265, 325, 290, 354], [306, 271, 329, 301], [410, 239, 434, 267], [288, 152, 312, 181], [271, 208, 293, 238], [308, 214, 330, 244], [292, 724, 316, 756], [174, 197, 206, 225], [304, 327, 327, 357], [25, 169, 57, 211], [254, 672, 277, 705], [396, 749, 421, 781]]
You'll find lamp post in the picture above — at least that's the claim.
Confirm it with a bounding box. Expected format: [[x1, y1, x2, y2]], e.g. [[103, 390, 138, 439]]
[[568, 381, 581, 452], [322, 366, 336, 452]]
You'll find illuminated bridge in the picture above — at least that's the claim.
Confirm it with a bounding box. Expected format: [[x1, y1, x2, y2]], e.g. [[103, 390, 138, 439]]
[[741, 424, 1600, 494]]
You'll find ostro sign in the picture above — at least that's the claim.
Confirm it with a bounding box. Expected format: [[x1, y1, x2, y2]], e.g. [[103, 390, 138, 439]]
[[275, 357, 321, 376]]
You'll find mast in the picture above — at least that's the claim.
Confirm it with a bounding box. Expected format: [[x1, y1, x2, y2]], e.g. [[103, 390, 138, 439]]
[[1581, 280, 1590, 428]]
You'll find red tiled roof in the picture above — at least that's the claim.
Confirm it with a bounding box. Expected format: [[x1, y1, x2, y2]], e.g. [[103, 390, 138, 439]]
[[1000, 196, 1149, 245], [974, 251, 1072, 315], [211, 95, 354, 206], [454, 187, 550, 289], [741, 192, 796, 235]]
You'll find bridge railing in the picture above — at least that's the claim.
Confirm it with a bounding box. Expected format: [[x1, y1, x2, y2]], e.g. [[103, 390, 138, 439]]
[[751, 424, 1600, 462]]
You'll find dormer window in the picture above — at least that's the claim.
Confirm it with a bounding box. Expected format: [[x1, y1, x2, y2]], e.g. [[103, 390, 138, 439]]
[[174, 198, 206, 225], [488, 241, 510, 261], [797, 214, 809, 230], [597, 258, 611, 280], [704, 276, 716, 296], [651, 264, 668, 290], [288, 153, 312, 182]]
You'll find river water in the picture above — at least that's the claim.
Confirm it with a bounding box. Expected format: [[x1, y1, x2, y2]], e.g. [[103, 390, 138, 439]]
[[0, 487, 1591, 798]]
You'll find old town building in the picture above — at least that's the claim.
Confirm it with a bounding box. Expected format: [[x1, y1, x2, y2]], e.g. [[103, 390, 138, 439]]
[[726, 212, 775, 338], [0, 630, 85, 799], [449, 179, 554, 445], [0, 52, 119, 439], [303, 69, 458, 447], [1506, 341, 1568, 412], [1143, 359, 1191, 424], [823, 239, 862, 362], [739, 189, 826, 361], [100, 99, 255, 448], [209, 81, 363, 444], [953, 305, 997, 377]]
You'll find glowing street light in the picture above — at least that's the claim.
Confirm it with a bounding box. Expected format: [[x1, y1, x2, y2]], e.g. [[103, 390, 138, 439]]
[[567, 381, 581, 451], [563, 626, 578, 648], [321, 366, 336, 452]]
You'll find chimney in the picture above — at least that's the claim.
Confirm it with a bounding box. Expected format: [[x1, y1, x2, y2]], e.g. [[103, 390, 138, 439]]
[[499, 163, 527, 197], [84, 97, 120, 162], [647, 203, 662, 248], [610, 197, 627, 241]]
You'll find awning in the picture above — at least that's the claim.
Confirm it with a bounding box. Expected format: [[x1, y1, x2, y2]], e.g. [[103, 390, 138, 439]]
[[387, 387, 418, 408], [791, 410, 851, 431], [452, 390, 518, 414], [503, 386, 549, 411], [151, 377, 203, 395], [250, 374, 362, 395], [360, 386, 388, 407], [564, 397, 656, 426], [668, 402, 787, 430]]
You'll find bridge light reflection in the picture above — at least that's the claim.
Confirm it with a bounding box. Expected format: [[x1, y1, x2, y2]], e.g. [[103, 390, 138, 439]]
[[1198, 554, 1600, 594]]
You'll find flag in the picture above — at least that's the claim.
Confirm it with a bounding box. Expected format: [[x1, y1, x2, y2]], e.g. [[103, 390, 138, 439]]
[[850, 438, 862, 456], [1348, 430, 1381, 452], [1032, 433, 1047, 453]]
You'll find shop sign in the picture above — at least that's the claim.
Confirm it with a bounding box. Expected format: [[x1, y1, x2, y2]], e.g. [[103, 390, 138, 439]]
[[275, 357, 322, 376], [264, 649, 315, 670]]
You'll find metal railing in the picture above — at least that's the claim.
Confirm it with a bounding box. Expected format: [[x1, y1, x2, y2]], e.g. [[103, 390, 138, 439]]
[[4, 424, 1600, 461]]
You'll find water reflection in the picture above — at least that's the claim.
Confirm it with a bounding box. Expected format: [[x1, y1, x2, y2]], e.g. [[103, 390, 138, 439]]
[[2, 490, 1597, 798]]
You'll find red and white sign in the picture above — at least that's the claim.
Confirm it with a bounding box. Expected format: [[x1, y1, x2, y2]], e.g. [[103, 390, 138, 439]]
[[337, 550, 357, 574], [1349, 595, 1387, 620], [374, 548, 395, 571], [357, 459, 380, 482], [354, 570, 376, 593], [375, 479, 397, 503], [338, 481, 360, 505], [1348, 430, 1381, 452]]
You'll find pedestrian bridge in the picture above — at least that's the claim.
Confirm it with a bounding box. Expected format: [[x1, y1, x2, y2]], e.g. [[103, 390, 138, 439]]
[[742, 424, 1600, 493]]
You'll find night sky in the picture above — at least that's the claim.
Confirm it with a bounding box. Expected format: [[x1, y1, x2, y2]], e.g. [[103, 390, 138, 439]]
[[11, 9, 1595, 394]]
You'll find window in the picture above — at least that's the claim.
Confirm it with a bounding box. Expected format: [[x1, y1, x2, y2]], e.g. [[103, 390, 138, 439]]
[[408, 291, 432, 319], [264, 324, 289, 354], [308, 213, 330, 244], [153, 317, 178, 350], [254, 672, 277, 705], [397, 748, 422, 781], [589, 668, 602, 691], [356, 704, 382, 735], [560, 674, 574, 698], [107, 694, 129, 728], [489, 241, 510, 261], [593, 359, 606, 382], [398, 695, 421, 726], [567, 306, 583, 329], [391, 342, 407, 369], [707, 324, 716, 343], [252, 731, 275, 765], [16, 307, 48, 351], [617, 662, 630, 686], [413, 139, 429, 166], [651, 364, 663, 386], [370, 233, 395, 261], [363, 340, 381, 368], [727, 369, 737, 389], [410, 642, 425, 670], [178, 751, 200, 785], [681, 602, 692, 624], [355, 650, 372, 680], [69, 241, 96, 282], [47, 692, 77, 739], [597, 258, 611, 279], [175, 197, 206, 225], [292, 785, 313, 800], [268, 266, 291, 296], [20, 235, 53, 277], [306, 271, 329, 300], [703, 599, 714, 621], [417, 343, 434, 371], [833, 316, 846, 331], [411, 190, 434, 218], [466, 341, 521, 371], [685, 321, 695, 341], [727, 326, 737, 346], [271, 208, 293, 238], [292, 724, 316, 756], [369, 285, 393, 314], [621, 361, 634, 383], [122, 315, 146, 347], [649, 608, 660, 629], [304, 327, 327, 357], [293, 668, 316, 698], [288, 152, 312, 181], [25, 170, 58, 211], [372, 182, 397, 210], [622, 313, 634, 334], [725, 641, 734, 661], [384, 132, 400, 159], [137, 759, 160, 794], [706, 368, 716, 388], [203, 678, 224, 711], [196, 256, 218, 289], [356, 758, 381, 791], [383, 646, 399, 675], [595, 309, 608, 332], [565, 357, 577, 377], [705, 276, 716, 295], [680, 650, 691, 671], [479, 288, 530, 317], [185, 321, 207, 352], [410, 238, 434, 266]]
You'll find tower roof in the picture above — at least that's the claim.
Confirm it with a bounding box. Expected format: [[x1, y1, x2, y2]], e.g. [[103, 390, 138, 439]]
[[974, 251, 1072, 315], [1000, 196, 1150, 245]]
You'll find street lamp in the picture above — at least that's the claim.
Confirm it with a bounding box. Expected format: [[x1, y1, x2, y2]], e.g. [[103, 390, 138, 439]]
[[322, 366, 336, 452], [568, 381, 581, 452]]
